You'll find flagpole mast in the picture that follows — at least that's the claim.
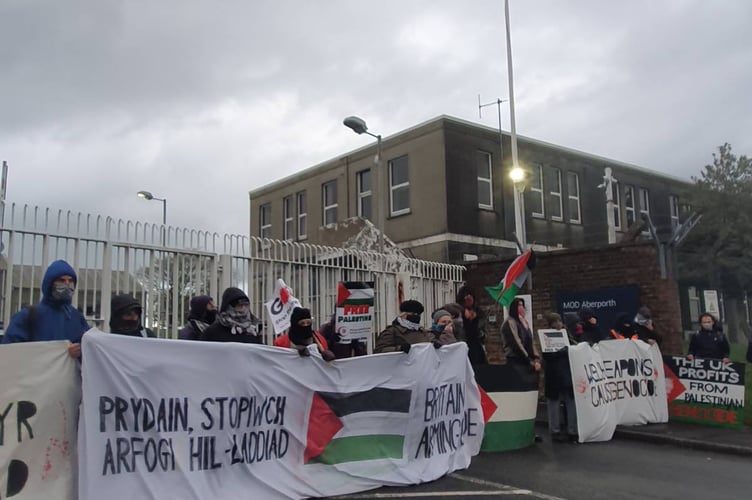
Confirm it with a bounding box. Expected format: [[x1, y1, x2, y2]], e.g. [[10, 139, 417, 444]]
[[505, 0, 526, 256]]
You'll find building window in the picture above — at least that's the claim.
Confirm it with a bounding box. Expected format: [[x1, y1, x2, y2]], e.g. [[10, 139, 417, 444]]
[[282, 196, 294, 240], [357, 169, 372, 221], [639, 188, 650, 233], [669, 195, 680, 230], [296, 191, 307, 239], [477, 151, 493, 209], [530, 164, 544, 218], [389, 155, 410, 216], [611, 181, 621, 231], [567, 172, 581, 224], [322, 181, 338, 225], [624, 185, 636, 229], [549, 168, 563, 221], [259, 203, 271, 239]]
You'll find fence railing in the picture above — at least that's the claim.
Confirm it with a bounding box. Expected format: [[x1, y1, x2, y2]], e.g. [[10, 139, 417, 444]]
[[0, 203, 465, 348]]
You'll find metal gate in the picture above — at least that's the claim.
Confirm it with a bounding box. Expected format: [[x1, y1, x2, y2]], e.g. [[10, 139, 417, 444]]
[[0, 203, 465, 346]]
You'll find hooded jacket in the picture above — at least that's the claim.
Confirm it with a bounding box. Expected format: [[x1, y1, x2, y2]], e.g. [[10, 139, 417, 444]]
[[109, 293, 155, 338], [3, 260, 90, 344], [178, 295, 214, 340], [200, 287, 262, 343]]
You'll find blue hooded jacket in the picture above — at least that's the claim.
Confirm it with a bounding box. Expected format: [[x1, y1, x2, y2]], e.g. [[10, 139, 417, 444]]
[[2, 260, 90, 344]]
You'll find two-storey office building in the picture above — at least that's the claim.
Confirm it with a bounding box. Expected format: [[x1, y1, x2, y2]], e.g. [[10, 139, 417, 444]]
[[249, 115, 689, 265]]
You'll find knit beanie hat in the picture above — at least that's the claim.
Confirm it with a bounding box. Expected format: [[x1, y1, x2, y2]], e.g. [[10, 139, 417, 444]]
[[400, 300, 424, 315], [432, 309, 452, 324]]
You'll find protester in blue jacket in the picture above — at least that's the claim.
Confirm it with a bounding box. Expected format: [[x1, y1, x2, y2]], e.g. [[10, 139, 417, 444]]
[[687, 312, 730, 364], [2, 259, 90, 358]]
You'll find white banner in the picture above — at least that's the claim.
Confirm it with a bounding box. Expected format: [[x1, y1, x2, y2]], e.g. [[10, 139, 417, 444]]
[[0, 341, 80, 500], [79, 330, 483, 499], [569, 340, 668, 442]]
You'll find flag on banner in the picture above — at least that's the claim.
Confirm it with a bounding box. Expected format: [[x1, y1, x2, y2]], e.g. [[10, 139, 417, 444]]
[[264, 278, 303, 334], [305, 387, 412, 464], [484, 249, 535, 307]]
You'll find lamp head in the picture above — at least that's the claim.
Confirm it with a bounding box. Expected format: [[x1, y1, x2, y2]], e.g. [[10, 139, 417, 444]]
[[343, 116, 369, 135], [509, 166, 525, 183], [137, 190, 154, 200]]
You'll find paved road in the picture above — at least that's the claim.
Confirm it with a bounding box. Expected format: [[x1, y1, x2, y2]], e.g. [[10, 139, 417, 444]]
[[334, 435, 751, 499]]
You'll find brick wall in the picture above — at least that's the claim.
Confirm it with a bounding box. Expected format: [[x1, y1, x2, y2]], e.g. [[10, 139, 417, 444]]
[[464, 242, 683, 362]]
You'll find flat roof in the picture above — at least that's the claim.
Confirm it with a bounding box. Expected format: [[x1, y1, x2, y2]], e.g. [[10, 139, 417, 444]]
[[249, 114, 690, 197]]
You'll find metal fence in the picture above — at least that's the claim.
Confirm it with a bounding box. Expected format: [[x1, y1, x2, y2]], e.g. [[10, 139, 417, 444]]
[[0, 203, 465, 348]]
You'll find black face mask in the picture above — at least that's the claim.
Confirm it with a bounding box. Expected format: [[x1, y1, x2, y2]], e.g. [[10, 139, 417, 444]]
[[204, 310, 217, 324], [289, 324, 313, 346], [113, 319, 140, 333], [406, 314, 421, 324]]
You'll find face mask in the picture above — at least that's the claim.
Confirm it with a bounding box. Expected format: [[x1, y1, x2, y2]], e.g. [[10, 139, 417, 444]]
[[113, 319, 140, 333], [52, 284, 75, 302], [700, 321, 714, 331], [406, 314, 421, 324], [204, 310, 217, 324], [432, 323, 446, 333], [228, 307, 250, 323]]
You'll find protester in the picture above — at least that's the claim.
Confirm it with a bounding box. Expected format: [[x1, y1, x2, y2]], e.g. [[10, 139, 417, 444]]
[[109, 294, 155, 338], [430, 309, 457, 346], [454, 286, 488, 364], [2, 259, 89, 358], [687, 312, 730, 364], [274, 307, 335, 361], [542, 312, 578, 443], [374, 300, 432, 353], [319, 313, 368, 359], [200, 287, 262, 343], [578, 307, 609, 345], [501, 297, 541, 373], [178, 295, 216, 340], [633, 306, 662, 346], [610, 312, 637, 340], [440, 302, 465, 342]]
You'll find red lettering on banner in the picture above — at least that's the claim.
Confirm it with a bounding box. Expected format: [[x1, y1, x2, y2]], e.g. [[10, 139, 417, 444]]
[[670, 404, 738, 425], [343, 305, 368, 315]]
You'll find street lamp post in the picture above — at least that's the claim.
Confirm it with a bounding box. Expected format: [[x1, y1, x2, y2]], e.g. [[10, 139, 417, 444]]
[[509, 167, 527, 253], [343, 116, 385, 259], [137, 190, 167, 246]]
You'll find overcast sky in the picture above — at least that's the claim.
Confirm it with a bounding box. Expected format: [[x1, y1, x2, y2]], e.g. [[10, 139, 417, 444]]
[[1, 0, 750, 236]]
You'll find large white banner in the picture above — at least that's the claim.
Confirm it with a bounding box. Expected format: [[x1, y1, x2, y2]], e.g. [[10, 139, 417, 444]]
[[0, 341, 80, 500], [79, 330, 483, 500], [569, 340, 668, 442]]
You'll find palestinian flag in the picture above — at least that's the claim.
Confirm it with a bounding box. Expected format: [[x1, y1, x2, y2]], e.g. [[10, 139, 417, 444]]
[[305, 387, 412, 464], [474, 364, 538, 451], [336, 281, 375, 307], [485, 249, 535, 307]]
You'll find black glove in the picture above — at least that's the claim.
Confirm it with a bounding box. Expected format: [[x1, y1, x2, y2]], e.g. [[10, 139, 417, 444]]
[[298, 348, 310, 357], [399, 342, 411, 354], [432, 340, 442, 349]]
